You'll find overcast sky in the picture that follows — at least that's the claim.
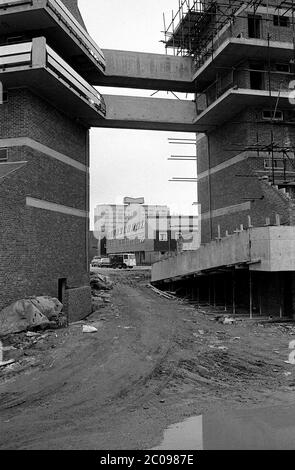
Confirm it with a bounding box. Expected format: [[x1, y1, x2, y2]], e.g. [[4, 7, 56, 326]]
[[78, 0, 197, 225]]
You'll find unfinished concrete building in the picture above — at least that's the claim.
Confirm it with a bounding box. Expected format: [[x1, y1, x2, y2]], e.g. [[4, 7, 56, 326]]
[[152, 0, 295, 319], [1, 0, 295, 320]]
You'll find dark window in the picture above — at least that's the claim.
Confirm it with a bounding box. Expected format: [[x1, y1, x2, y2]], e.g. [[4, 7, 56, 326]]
[[58, 278, 67, 303], [262, 109, 283, 120], [0, 148, 8, 162], [276, 63, 290, 73], [264, 159, 284, 169], [248, 15, 261, 38], [274, 15, 289, 27], [250, 71, 263, 89], [0, 91, 8, 103]]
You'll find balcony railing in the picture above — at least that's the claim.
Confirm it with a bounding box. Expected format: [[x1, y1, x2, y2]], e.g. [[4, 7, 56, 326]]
[[48, 0, 105, 70], [0, 0, 105, 72], [0, 40, 106, 116], [0, 0, 31, 6], [196, 67, 295, 114], [46, 45, 106, 115], [0, 41, 31, 67]]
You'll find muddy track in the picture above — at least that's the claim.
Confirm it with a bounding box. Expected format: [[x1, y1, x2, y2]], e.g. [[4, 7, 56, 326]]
[[0, 270, 295, 449]]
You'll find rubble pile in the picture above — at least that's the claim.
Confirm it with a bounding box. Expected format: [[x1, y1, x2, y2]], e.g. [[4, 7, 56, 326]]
[[0, 296, 66, 337], [90, 272, 113, 292], [90, 272, 113, 309]]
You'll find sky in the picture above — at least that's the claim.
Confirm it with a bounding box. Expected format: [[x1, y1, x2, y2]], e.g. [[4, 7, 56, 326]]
[[78, 0, 198, 225]]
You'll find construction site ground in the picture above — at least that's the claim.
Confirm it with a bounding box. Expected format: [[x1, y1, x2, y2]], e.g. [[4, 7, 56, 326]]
[[1, 268, 295, 450]]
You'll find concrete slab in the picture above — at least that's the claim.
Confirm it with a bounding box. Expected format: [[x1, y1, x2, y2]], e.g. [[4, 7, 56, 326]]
[[151, 227, 295, 282], [100, 49, 194, 92], [97, 94, 198, 132]]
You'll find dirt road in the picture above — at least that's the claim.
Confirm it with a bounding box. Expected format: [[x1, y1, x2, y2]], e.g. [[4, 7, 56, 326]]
[[1, 269, 295, 450]]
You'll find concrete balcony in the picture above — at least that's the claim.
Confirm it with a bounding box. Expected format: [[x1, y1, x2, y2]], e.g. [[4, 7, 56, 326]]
[[195, 87, 294, 131], [0, 38, 106, 126], [193, 37, 295, 92], [0, 0, 105, 79]]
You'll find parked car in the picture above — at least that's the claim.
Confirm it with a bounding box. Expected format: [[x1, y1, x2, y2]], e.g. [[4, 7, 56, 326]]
[[91, 257, 102, 267]]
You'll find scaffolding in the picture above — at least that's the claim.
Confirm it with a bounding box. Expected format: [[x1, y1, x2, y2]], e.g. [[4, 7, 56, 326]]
[[163, 0, 266, 67], [164, 0, 295, 189]]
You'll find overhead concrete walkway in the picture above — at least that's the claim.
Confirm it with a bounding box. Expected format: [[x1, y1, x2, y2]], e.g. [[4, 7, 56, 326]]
[[96, 94, 198, 132], [99, 50, 194, 92]]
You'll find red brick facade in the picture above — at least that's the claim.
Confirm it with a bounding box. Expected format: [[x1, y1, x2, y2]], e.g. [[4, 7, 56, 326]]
[[0, 1, 92, 319]]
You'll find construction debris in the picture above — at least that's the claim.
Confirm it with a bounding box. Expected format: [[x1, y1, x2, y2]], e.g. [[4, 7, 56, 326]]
[[0, 297, 64, 336], [148, 285, 177, 300], [82, 325, 98, 334], [0, 359, 15, 368], [90, 272, 113, 292], [25, 331, 40, 338]]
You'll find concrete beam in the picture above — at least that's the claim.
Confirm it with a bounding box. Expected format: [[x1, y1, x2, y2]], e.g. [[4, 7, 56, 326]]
[[97, 94, 197, 132], [98, 49, 195, 92], [151, 227, 295, 283]]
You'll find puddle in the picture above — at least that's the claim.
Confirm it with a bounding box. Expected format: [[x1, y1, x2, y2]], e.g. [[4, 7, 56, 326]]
[[153, 403, 295, 450], [153, 416, 203, 450]]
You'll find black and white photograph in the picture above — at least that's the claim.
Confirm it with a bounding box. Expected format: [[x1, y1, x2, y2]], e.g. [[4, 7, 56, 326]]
[[1, 0, 295, 455]]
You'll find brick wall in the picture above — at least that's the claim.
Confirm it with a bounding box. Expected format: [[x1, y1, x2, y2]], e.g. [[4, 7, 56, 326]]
[[0, 89, 90, 315], [197, 104, 295, 243], [0, 89, 88, 164]]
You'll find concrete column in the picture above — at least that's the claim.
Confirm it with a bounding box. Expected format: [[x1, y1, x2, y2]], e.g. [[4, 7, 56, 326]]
[[259, 278, 262, 316], [232, 269, 236, 315], [249, 270, 253, 319], [213, 275, 216, 308], [279, 273, 283, 318], [224, 276, 227, 312], [32, 37, 46, 67]]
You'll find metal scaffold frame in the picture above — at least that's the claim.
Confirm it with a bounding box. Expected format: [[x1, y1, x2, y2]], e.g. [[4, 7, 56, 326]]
[[163, 0, 266, 66], [164, 1, 295, 189]]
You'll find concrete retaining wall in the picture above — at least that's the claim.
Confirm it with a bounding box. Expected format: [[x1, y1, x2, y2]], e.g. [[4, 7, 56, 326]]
[[152, 226, 295, 282], [64, 286, 92, 323]]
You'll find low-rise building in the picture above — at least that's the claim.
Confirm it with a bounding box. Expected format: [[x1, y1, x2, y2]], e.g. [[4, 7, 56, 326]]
[[94, 198, 199, 265]]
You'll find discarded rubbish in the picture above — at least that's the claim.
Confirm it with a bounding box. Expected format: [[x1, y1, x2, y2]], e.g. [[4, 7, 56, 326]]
[[149, 285, 177, 300], [0, 296, 63, 335], [90, 272, 113, 291], [198, 330, 205, 335], [284, 360, 295, 365], [26, 331, 40, 337], [284, 372, 292, 377], [82, 325, 98, 333], [0, 359, 15, 367], [222, 317, 236, 325]]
